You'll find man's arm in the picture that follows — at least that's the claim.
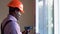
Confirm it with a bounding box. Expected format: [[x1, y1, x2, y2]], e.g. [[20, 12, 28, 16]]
[[8, 21, 22, 34]]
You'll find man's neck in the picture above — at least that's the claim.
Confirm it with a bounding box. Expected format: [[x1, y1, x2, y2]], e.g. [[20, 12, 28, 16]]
[[9, 14, 18, 20]]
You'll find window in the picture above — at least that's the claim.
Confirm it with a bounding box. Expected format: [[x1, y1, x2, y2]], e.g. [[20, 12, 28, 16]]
[[36, 0, 54, 34]]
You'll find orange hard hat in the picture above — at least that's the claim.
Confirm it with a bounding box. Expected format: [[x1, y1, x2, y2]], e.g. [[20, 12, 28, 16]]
[[8, 0, 24, 14]]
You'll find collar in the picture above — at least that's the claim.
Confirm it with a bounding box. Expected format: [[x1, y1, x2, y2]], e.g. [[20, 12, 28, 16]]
[[8, 14, 17, 22]]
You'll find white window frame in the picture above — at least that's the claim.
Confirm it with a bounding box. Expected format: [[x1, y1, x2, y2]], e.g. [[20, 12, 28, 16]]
[[54, 0, 59, 34]]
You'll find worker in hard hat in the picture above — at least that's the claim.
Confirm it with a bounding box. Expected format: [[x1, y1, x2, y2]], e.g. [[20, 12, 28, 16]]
[[1, 0, 26, 34]]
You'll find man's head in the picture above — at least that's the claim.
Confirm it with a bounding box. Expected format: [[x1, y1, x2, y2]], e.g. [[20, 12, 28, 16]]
[[8, 0, 24, 20], [9, 7, 21, 20]]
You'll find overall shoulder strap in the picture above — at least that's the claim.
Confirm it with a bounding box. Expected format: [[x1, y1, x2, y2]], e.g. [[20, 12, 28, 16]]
[[1, 20, 12, 34]]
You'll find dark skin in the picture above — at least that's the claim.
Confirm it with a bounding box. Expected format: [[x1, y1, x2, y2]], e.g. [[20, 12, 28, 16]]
[[9, 7, 20, 20], [22, 30, 30, 34], [9, 7, 30, 34]]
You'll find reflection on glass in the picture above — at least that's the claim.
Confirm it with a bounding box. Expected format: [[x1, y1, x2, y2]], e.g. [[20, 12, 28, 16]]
[[48, 0, 54, 34]]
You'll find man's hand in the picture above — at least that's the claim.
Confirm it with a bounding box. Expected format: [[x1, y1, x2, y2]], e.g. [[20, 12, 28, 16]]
[[22, 30, 30, 34], [22, 26, 32, 34]]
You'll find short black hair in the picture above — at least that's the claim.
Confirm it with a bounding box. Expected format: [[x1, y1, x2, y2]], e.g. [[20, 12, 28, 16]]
[[9, 7, 20, 13]]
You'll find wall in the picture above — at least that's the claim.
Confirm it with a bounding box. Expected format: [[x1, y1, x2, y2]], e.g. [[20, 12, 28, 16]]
[[0, 0, 35, 34]]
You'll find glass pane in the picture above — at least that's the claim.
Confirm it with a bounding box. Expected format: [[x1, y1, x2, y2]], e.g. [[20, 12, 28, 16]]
[[48, 0, 54, 34]]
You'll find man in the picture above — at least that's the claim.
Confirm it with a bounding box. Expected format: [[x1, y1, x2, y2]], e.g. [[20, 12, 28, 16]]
[[1, 0, 26, 34]]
